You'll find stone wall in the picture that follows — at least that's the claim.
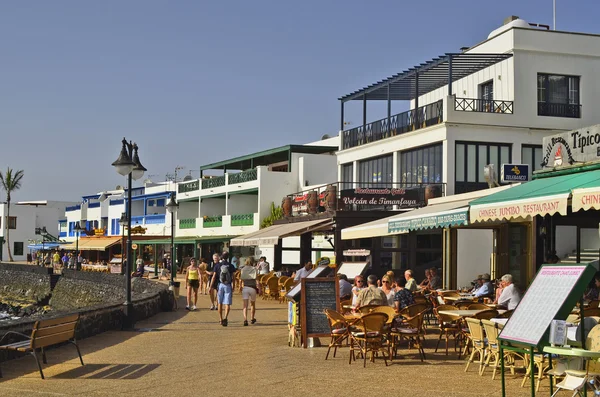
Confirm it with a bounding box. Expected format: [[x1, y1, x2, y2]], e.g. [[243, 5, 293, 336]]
[[0, 264, 174, 363], [0, 263, 52, 304]]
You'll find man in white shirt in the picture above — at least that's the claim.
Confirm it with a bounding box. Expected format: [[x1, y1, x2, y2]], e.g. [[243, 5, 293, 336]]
[[257, 256, 270, 275], [497, 274, 521, 310], [474, 273, 494, 298], [293, 261, 313, 281]]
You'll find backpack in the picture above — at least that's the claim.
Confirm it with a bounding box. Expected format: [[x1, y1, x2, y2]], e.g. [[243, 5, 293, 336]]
[[220, 263, 232, 284], [241, 265, 257, 281]]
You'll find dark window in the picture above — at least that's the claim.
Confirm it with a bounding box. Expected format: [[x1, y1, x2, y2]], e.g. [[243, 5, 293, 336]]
[[399, 144, 443, 185], [7, 216, 16, 230], [341, 163, 353, 190], [455, 142, 512, 194], [537, 74, 581, 118], [358, 155, 393, 186], [478, 80, 494, 112], [13, 242, 23, 256], [522, 145, 543, 172]]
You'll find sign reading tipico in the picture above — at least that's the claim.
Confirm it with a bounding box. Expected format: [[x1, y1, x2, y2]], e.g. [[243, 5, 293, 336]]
[[542, 124, 600, 168]]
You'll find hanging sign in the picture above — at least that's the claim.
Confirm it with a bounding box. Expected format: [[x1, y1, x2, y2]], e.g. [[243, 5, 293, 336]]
[[501, 164, 530, 183], [339, 186, 424, 208], [542, 124, 600, 168]]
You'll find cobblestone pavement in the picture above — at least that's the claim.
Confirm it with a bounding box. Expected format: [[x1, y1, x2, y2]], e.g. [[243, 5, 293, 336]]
[[0, 291, 537, 397]]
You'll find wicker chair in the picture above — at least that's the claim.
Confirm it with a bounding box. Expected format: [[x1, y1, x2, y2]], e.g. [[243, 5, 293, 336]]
[[279, 278, 294, 303], [474, 309, 499, 320], [348, 312, 390, 367], [391, 309, 427, 362], [434, 305, 461, 355], [264, 276, 279, 300], [468, 303, 491, 310], [481, 319, 525, 379], [464, 318, 487, 374], [324, 309, 350, 360], [357, 305, 383, 315]]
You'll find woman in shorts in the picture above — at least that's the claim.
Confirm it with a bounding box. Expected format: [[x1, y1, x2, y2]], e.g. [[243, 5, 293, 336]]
[[198, 258, 208, 295], [185, 258, 201, 311], [241, 258, 259, 326]]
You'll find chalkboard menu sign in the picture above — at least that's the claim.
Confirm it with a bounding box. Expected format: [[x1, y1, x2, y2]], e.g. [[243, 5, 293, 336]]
[[300, 277, 339, 348], [285, 265, 333, 303], [499, 264, 595, 348]]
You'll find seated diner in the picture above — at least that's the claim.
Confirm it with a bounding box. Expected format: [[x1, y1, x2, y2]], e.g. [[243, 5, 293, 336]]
[[355, 275, 388, 308]]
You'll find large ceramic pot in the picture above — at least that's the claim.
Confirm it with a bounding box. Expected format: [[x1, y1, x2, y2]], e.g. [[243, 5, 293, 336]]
[[282, 196, 293, 217], [324, 185, 337, 211], [307, 191, 318, 215]]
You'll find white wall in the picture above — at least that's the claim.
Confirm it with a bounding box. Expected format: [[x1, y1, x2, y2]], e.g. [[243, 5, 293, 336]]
[[178, 201, 199, 219], [295, 153, 337, 188], [456, 229, 494, 289], [581, 228, 600, 251], [257, 167, 297, 224], [228, 195, 258, 215], [199, 198, 226, 216], [555, 225, 577, 259]]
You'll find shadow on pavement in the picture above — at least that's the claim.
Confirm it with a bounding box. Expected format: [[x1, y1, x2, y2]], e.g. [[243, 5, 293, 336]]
[[53, 363, 160, 379]]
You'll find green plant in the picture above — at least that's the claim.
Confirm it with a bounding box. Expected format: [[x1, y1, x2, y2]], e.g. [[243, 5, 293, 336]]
[[0, 168, 24, 262], [260, 202, 283, 229]]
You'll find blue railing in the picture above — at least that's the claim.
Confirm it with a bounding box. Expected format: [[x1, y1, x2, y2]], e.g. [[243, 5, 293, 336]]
[[59, 231, 67, 238], [66, 204, 81, 212], [131, 216, 145, 225], [88, 202, 101, 208], [145, 214, 166, 224], [110, 199, 124, 206]]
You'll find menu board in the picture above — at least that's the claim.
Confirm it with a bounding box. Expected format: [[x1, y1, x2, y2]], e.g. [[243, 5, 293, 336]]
[[300, 277, 339, 348], [285, 265, 333, 302], [499, 264, 595, 347], [337, 262, 368, 280]]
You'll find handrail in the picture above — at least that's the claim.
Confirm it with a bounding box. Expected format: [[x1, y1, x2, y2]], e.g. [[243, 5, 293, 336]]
[[454, 97, 513, 114]]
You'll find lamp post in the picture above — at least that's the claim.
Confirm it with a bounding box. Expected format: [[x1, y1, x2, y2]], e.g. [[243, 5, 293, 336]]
[[119, 212, 127, 274], [74, 222, 82, 270], [166, 195, 178, 286], [112, 138, 146, 329]]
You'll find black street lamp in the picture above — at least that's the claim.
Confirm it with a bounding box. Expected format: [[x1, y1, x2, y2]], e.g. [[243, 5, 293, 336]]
[[166, 194, 178, 286], [118, 212, 127, 274], [74, 222, 82, 270], [112, 138, 146, 329]]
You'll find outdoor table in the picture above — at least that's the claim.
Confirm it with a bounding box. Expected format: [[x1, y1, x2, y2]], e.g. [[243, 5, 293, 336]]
[[442, 295, 477, 302], [438, 309, 507, 318], [491, 318, 508, 326]]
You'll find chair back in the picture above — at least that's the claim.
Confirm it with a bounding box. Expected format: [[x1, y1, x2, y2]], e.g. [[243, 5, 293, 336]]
[[401, 303, 428, 318], [441, 291, 461, 298], [266, 276, 279, 292], [455, 302, 472, 310], [278, 276, 289, 287], [481, 319, 501, 351], [356, 312, 389, 334], [465, 318, 485, 345], [434, 305, 459, 324], [474, 309, 499, 320], [324, 309, 348, 331], [340, 298, 352, 308], [282, 278, 294, 292], [357, 305, 382, 314], [370, 305, 396, 324], [403, 309, 427, 331], [468, 303, 490, 310]]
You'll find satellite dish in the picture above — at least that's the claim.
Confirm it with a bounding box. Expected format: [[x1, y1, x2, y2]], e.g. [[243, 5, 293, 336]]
[[115, 185, 123, 190], [321, 134, 331, 140], [183, 175, 192, 182]]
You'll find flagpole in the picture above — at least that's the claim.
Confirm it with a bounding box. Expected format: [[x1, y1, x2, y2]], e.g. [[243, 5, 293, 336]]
[[553, 0, 556, 30]]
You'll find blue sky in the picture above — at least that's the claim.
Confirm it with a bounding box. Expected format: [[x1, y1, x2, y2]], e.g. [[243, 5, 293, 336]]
[[1, 0, 599, 201]]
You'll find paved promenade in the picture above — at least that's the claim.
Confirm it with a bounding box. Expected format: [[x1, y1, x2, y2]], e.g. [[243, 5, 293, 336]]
[[1, 290, 535, 397]]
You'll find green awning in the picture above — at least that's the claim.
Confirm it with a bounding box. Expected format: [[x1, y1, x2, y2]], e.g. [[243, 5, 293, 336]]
[[136, 235, 233, 245], [387, 199, 470, 233], [470, 169, 600, 223]]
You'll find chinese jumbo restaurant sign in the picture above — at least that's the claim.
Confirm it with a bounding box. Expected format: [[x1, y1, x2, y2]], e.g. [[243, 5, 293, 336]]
[[469, 193, 570, 223]]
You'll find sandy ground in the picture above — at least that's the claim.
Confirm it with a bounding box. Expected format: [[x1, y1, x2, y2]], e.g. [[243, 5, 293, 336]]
[[0, 289, 541, 397]]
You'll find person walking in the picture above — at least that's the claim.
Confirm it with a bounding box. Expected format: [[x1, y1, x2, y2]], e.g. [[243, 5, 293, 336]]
[[207, 253, 220, 310], [198, 258, 208, 295], [240, 258, 259, 326], [211, 252, 235, 326], [185, 258, 201, 311]]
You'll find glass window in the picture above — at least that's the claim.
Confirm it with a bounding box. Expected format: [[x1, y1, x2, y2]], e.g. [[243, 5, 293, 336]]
[[13, 242, 23, 256], [537, 74, 581, 118], [500, 146, 510, 165], [455, 141, 512, 193], [7, 216, 16, 230], [398, 143, 443, 187], [455, 144, 465, 182], [358, 155, 392, 186], [478, 146, 487, 183], [341, 163, 353, 190], [522, 145, 543, 171], [467, 145, 476, 182], [479, 80, 494, 101]]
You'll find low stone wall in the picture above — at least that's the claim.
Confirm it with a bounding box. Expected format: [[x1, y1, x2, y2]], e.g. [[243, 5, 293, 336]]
[[0, 263, 52, 304], [0, 264, 174, 364]]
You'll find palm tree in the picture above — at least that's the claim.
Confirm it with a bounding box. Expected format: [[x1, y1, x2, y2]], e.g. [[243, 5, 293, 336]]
[[0, 168, 24, 262]]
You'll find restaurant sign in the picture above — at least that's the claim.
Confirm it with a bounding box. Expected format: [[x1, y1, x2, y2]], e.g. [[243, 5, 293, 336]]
[[542, 124, 600, 168], [339, 187, 424, 209], [572, 186, 600, 212], [469, 193, 569, 223], [501, 164, 530, 183], [388, 208, 469, 233]]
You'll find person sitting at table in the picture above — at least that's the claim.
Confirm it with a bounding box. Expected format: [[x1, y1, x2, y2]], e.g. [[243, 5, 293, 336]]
[[470, 275, 483, 293], [474, 273, 494, 298], [378, 274, 395, 306], [393, 276, 415, 312], [404, 270, 417, 292], [585, 271, 600, 301], [495, 274, 521, 310], [418, 269, 431, 289], [426, 267, 441, 291], [351, 276, 365, 308], [355, 275, 388, 308], [338, 273, 353, 301]]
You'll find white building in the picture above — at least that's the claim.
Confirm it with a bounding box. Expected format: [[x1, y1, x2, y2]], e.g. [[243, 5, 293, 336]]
[[174, 136, 339, 262], [1, 200, 75, 262], [336, 16, 600, 284]]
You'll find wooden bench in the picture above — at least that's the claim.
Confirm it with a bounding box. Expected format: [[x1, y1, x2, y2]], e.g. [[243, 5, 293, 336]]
[[0, 313, 84, 379]]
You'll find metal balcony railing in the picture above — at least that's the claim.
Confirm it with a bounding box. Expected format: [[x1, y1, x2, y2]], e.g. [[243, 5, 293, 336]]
[[179, 218, 197, 229], [203, 215, 223, 228], [538, 102, 581, 118], [202, 176, 226, 189], [178, 180, 199, 193], [342, 100, 443, 150], [145, 214, 166, 224], [228, 169, 258, 185], [231, 213, 254, 226], [454, 98, 513, 114]]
